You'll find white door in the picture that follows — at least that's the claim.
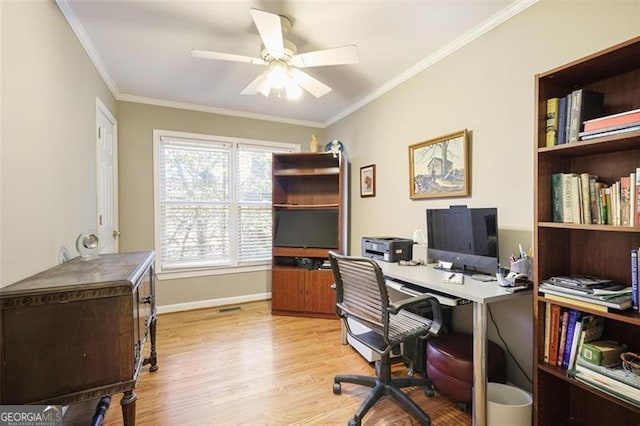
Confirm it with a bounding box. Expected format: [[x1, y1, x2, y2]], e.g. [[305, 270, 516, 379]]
[[96, 98, 119, 253]]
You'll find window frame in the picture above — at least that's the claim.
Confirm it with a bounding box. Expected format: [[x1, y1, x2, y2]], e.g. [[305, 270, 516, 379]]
[[152, 129, 299, 280]]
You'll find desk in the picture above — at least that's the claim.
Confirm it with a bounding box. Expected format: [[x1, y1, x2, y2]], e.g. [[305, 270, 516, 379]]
[[375, 262, 523, 426]]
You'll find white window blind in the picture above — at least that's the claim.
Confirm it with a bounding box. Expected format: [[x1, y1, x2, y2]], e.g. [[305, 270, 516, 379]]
[[154, 131, 297, 276]]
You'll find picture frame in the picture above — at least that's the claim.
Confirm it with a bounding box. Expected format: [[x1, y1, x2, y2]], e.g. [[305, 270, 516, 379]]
[[360, 164, 376, 197], [409, 129, 469, 199]]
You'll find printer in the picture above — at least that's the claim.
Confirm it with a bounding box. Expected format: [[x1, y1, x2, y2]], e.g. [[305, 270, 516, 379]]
[[361, 236, 413, 262]]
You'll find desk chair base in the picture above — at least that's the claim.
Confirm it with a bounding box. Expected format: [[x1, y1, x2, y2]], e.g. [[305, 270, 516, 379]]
[[333, 356, 433, 426]]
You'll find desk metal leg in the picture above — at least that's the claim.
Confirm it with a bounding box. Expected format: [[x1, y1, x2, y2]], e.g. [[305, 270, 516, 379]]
[[472, 302, 487, 426]]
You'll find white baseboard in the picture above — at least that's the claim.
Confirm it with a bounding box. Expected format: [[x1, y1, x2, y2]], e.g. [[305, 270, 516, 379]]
[[157, 292, 271, 314]]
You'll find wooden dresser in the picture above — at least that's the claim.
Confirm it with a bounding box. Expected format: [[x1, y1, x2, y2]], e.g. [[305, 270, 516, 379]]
[[0, 250, 158, 425]]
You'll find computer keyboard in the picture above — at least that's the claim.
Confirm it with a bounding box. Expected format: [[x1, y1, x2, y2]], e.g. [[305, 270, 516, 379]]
[[470, 274, 497, 282]]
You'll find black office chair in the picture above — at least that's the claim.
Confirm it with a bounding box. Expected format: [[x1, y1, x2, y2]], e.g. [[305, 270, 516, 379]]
[[328, 252, 443, 426]]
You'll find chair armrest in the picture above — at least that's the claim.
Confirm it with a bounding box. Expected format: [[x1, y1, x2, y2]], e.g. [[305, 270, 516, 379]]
[[388, 295, 443, 336], [388, 294, 433, 314]]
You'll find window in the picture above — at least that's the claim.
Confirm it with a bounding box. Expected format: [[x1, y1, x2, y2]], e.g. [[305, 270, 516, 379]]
[[153, 130, 298, 278]]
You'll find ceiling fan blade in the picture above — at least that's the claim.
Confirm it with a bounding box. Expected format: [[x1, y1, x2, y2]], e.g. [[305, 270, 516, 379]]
[[289, 69, 331, 98], [291, 45, 359, 68], [191, 49, 265, 65], [241, 73, 270, 97], [250, 8, 285, 54]]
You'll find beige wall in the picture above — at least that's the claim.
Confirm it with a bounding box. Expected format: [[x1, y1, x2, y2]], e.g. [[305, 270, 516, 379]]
[[116, 101, 323, 307], [326, 0, 640, 391], [1, 0, 116, 286]]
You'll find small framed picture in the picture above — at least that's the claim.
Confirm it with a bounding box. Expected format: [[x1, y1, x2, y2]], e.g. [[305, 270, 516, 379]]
[[360, 164, 376, 197]]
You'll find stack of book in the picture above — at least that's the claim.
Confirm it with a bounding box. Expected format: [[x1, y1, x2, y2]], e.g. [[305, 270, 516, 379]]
[[545, 89, 604, 147], [551, 169, 640, 226], [543, 306, 605, 371], [539, 276, 632, 312], [579, 108, 640, 141], [571, 357, 640, 408]]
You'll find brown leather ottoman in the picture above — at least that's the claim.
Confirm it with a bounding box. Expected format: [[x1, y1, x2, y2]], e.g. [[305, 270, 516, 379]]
[[426, 332, 506, 406]]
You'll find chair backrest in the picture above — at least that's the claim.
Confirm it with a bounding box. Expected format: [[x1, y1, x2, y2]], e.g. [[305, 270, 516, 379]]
[[328, 251, 389, 336]]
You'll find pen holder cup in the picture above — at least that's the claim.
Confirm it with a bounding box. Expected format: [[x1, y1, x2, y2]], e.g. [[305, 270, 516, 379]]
[[510, 258, 532, 278]]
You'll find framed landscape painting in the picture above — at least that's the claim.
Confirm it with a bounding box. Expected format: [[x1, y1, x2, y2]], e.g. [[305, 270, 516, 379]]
[[409, 129, 469, 199]]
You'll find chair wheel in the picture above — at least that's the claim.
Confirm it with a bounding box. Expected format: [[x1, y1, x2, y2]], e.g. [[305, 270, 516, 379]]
[[333, 383, 341, 394], [348, 418, 359, 426], [424, 387, 434, 397]]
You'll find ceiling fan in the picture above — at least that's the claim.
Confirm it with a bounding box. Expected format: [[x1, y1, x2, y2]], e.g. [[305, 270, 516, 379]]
[[191, 8, 359, 99]]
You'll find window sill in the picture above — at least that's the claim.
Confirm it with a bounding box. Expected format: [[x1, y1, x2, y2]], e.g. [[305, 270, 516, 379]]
[[156, 263, 270, 281]]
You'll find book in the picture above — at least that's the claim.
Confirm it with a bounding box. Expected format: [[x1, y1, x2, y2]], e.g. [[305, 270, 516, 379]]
[[568, 89, 604, 143], [561, 309, 579, 369], [577, 357, 640, 391], [562, 173, 577, 223], [611, 181, 619, 226], [632, 249, 638, 312], [579, 121, 640, 138], [551, 173, 564, 222], [592, 181, 604, 224], [621, 176, 631, 226], [636, 168, 640, 226], [546, 98, 559, 146], [580, 124, 640, 141], [540, 286, 633, 311], [598, 185, 607, 224], [571, 175, 583, 224], [631, 173, 636, 227], [579, 315, 605, 346], [557, 309, 570, 366], [543, 302, 552, 363], [557, 96, 568, 144], [583, 108, 640, 132], [548, 275, 613, 287], [546, 98, 560, 147], [542, 281, 628, 295], [566, 314, 583, 370], [548, 304, 561, 365], [564, 93, 573, 143], [573, 369, 640, 408], [580, 173, 592, 225]]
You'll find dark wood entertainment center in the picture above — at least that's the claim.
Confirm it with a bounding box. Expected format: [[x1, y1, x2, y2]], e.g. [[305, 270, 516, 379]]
[[0, 250, 158, 426], [271, 152, 348, 318]]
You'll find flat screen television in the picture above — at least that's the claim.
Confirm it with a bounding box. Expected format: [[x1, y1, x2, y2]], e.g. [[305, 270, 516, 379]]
[[273, 209, 339, 249], [426, 205, 498, 273]]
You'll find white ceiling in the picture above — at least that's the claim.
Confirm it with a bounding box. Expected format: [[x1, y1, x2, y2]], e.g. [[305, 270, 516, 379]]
[[58, 0, 535, 127]]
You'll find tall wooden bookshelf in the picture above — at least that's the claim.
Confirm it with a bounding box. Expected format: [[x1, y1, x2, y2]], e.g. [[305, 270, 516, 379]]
[[271, 152, 348, 318], [534, 37, 640, 425]]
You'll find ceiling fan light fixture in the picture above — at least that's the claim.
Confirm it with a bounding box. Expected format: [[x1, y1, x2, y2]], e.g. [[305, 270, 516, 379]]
[[285, 80, 302, 100], [267, 60, 289, 89], [256, 72, 272, 97]]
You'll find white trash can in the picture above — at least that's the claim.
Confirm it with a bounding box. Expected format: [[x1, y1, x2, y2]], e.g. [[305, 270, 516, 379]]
[[487, 382, 532, 426]]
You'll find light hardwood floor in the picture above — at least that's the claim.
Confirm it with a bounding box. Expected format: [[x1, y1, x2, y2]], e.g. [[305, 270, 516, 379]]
[[99, 301, 471, 425]]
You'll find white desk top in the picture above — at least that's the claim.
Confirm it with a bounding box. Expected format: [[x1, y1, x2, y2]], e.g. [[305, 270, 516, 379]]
[[377, 262, 524, 304]]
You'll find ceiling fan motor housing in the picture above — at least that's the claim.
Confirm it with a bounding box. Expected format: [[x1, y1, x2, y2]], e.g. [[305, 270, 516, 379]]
[[261, 39, 297, 64]]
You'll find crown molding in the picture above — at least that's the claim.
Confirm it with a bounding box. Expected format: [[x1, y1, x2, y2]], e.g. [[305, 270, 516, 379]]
[[56, 0, 536, 129], [325, 0, 538, 126], [55, 0, 119, 98], [118, 94, 325, 128]]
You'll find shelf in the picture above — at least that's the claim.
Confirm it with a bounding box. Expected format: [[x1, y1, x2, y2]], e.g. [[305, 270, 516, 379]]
[[537, 365, 640, 414], [538, 132, 640, 157], [538, 296, 640, 325], [537, 222, 640, 232], [273, 204, 339, 209], [273, 167, 340, 176]]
